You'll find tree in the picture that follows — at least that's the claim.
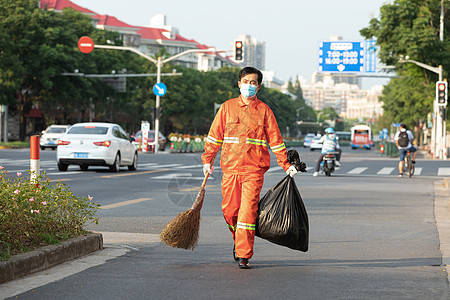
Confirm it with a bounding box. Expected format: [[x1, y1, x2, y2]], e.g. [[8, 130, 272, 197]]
[[360, 0, 450, 130], [287, 77, 316, 136]]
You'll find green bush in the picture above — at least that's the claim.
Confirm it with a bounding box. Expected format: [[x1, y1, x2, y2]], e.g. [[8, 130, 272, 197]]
[[0, 166, 100, 260]]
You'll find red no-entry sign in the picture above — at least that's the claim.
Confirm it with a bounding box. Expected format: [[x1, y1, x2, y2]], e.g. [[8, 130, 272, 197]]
[[78, 36, 94, 53]]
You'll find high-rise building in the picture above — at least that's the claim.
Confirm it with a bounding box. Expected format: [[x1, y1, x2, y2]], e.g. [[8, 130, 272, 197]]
[[235, 34, 265, 70], [299, 76, 383, 118]]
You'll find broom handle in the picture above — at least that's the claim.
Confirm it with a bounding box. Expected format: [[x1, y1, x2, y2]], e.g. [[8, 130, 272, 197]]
[[201, 151, 218, 188]]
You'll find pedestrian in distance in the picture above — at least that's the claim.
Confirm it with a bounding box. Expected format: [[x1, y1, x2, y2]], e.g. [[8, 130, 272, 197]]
[[394, 123, 417, 177], [313, 127, 342, 177], [201, 66, 298, 269]]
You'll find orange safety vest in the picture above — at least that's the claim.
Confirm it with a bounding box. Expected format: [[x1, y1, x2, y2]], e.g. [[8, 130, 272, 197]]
[[202, 96, 290, 174]]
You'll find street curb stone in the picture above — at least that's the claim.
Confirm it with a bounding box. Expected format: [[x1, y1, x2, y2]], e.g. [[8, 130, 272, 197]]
[[0, 233, 103, 284]]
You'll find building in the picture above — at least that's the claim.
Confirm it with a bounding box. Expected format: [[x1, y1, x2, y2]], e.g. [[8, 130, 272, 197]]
[[299, 76, 383, 119], [39, 1, 237, 71], [311, 72, 361, 88], [235, 34, 265, 70], [261, 71, 284, 90]]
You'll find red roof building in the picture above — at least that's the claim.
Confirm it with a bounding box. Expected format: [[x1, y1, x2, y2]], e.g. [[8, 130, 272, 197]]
[[39, 0, 98, 17], [40, 0, 236, 70]]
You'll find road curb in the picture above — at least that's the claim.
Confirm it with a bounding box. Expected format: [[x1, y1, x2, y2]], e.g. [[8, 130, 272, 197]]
[[0, 233, 103, 284]]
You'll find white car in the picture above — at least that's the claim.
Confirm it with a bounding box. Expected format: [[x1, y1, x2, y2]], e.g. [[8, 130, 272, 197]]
[[40, 125, 70, 150], [310, 137, 323, 151], [303, 133, 316, 148], [56, 122, 138, 172]]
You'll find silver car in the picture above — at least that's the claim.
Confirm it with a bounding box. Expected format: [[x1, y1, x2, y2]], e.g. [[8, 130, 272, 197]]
[[56, 122, 137, 172]]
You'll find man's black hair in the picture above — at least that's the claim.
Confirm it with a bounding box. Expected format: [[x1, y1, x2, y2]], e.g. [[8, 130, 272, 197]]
[[400, 123, 407, 129], [239, 67, 263, 85]]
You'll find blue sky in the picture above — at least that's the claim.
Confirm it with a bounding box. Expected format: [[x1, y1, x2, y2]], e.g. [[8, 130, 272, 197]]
[[74, 0, 390, 88]]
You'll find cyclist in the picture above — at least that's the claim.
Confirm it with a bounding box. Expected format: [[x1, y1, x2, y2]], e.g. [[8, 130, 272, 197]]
[[313, 127, 342, 177], [394, 123, 417, 177]]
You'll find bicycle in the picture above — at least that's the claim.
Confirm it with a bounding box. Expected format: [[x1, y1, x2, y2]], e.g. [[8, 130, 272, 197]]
[[402, 150, 415, 178]]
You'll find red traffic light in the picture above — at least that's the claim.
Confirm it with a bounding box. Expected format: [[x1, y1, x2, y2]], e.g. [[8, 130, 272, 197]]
[[438, 83, 446, 91], [235, 41, 243, 48]]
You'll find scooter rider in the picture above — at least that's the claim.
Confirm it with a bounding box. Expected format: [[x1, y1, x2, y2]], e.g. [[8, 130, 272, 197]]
[[313, 127, 342, 177]]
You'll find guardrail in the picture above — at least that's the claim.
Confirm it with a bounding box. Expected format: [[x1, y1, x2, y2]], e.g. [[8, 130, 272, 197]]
[[170, 141, 205, 153]]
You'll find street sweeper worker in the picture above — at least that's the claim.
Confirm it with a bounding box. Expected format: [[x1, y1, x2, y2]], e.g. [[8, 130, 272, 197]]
[[201, 66, 298, 269]]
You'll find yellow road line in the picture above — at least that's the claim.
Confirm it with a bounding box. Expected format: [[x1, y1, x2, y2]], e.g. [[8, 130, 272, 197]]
[[50, 178, 71, 182], [100, 169, 168, 178], [100, 197, 153, 210]]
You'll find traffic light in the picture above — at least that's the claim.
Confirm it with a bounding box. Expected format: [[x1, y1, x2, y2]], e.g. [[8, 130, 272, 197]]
[[234, 41, 243, 62], [436, 81, 447, 106]]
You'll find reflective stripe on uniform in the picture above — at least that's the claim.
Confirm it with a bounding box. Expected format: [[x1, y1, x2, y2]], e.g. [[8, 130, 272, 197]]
[[206, 135, 223, 145], [237, 222, 256, 231], [223, 137, 239, 144], [246, 138, 267, 146], [227, 223, 237, 231], [270, 142, 286, 152]]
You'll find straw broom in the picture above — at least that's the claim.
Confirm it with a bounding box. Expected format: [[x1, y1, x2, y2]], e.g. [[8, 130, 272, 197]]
[[160, 158, 215, 250]]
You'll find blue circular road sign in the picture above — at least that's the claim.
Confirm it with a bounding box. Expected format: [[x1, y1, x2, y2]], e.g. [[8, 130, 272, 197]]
[[153, 82, 167, 96]]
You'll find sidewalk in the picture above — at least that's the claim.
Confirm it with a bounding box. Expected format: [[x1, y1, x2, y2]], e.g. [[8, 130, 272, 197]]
[[435, 179, 450, 284]]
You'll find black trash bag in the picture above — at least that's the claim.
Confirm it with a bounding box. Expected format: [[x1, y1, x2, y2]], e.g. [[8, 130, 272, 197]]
[[256, 175, 309, 252]]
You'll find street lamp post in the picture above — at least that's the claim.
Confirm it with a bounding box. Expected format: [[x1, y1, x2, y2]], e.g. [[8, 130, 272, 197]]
[[94, 44, 228, 154], [398, 56, 445, 159]]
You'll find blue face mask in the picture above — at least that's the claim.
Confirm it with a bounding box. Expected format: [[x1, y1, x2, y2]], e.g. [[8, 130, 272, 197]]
[[240, 84, 257, 98]]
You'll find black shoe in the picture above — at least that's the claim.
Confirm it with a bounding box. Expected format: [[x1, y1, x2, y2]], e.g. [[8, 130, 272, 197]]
[[412, 160, 416, 164], [233, 245, 239, 261], [239, 258, 250, 269]]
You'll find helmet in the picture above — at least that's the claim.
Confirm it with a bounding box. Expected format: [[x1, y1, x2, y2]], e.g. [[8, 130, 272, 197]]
[[325, 127, 335, 134]]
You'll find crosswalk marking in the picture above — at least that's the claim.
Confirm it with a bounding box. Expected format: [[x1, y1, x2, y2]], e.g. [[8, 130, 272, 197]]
[[377, 167, 395, 175], [152, 173, 206, 180], [149, 163, 182, 168], [2, 159, 450, 177], [348, 167, 368, 174], [175, 164, 202, 169], [438, 168, 450, 176]]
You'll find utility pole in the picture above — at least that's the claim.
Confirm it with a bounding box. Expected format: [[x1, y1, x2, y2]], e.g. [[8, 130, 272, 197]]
[[439, 0, 447, 159]]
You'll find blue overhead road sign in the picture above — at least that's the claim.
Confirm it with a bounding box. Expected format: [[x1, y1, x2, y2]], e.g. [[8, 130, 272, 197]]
[[153, 82, 167, 96], [318, 41, 376, 73]]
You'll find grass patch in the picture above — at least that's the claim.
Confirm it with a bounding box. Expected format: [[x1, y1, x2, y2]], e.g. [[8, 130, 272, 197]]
[[0, 141, 30, 148]]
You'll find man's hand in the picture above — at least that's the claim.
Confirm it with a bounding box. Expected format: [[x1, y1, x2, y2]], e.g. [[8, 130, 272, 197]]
[[286, 165, 298, 177], [203, 163, 213, 176]]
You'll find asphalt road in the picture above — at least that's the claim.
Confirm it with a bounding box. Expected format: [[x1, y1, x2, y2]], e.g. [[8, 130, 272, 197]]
[[0, 147, 449, 299]]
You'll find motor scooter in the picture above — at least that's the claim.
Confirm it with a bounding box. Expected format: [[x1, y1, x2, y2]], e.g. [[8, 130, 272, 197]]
[[320, 151, 338, 176]]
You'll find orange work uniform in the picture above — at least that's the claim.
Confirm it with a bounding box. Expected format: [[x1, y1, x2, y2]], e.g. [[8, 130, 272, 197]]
[[202, 95, 290, 259]]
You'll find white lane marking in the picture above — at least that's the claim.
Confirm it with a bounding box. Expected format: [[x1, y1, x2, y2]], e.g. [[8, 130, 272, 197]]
[[438, 168, 450, 176], [149, 163, 182, 168], [152, 173, 194, 179], [347, 167, 368, 174], [46, 171, 84, 175], [377, 167, 395, 175], [139, 163, 158, 167], [414, 167, 422, 175], [176, 164, 202, 169]]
